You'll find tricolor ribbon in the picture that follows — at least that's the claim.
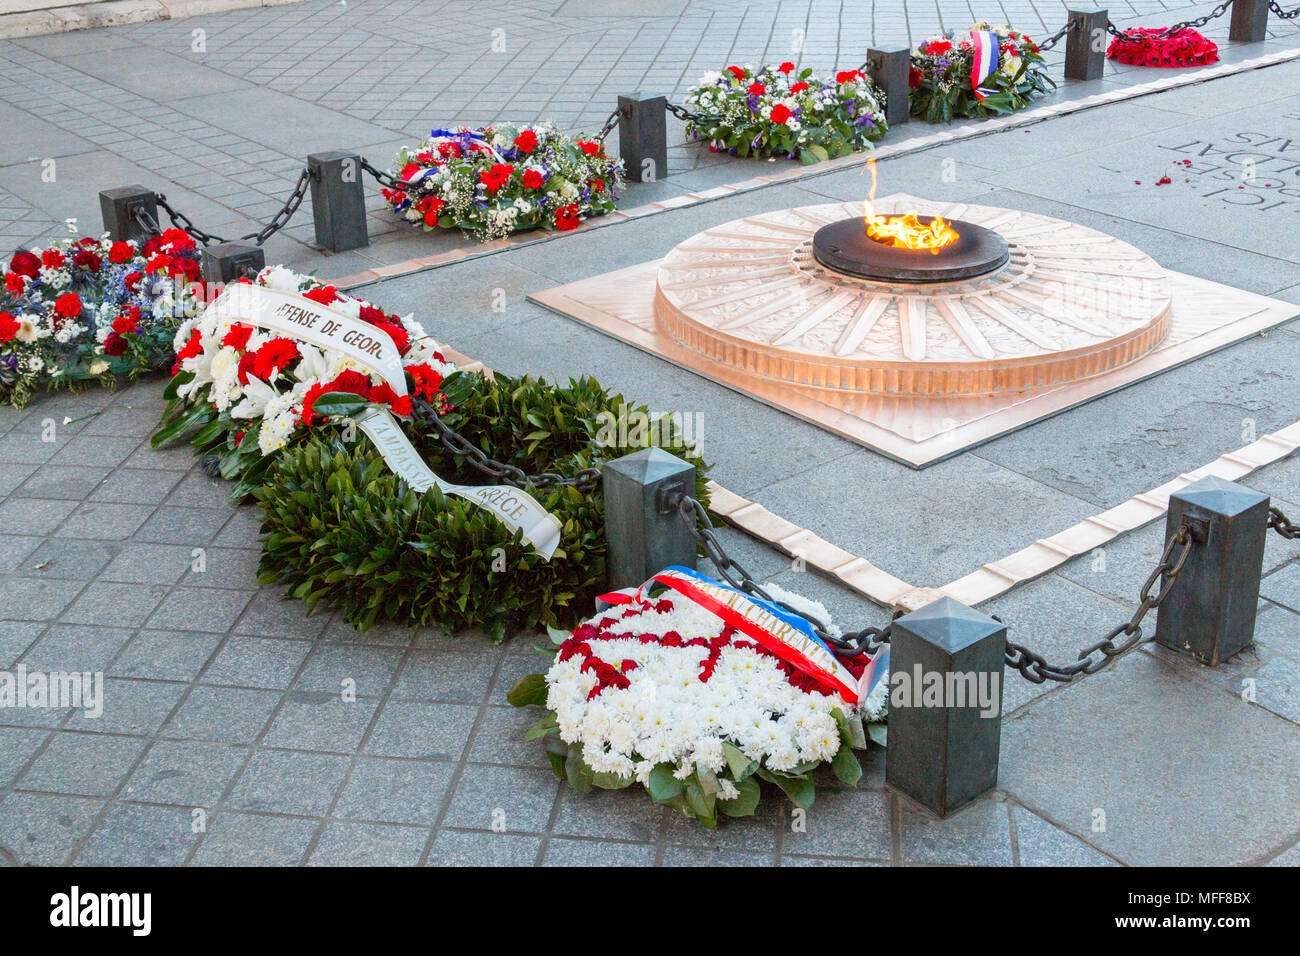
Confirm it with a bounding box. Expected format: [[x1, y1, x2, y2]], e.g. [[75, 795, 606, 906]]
[[970, 29, 1001, 100], [600, 566, 884, 706]]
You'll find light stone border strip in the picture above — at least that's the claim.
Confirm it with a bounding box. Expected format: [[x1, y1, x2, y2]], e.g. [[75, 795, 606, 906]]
[[940, 420, 1300, 606], [337, 45, 1300, 293]]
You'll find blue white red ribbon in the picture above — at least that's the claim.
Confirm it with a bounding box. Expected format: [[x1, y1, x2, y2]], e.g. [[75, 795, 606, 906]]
[[600, 565, 883, 706], [970, 29, 1001, 100]]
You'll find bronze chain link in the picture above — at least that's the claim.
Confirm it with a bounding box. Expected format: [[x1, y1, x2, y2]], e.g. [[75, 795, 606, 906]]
[[1269, 506, 1299, 539]]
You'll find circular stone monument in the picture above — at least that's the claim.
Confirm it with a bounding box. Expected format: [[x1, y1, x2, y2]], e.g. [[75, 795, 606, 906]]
[[653, 199, 1173, 396]]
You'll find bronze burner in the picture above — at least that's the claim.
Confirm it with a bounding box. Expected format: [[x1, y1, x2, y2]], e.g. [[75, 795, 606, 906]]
[[812, 216, 1010, 283]]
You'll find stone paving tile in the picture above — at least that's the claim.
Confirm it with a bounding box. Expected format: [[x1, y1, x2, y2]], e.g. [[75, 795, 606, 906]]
[[261, 692, 380, 753], [161, 685, 281, 745], [121, 739, 247, 807], [1011, 805, 1119, 867], [900, 796, 1016, 866], [64, 678, 185, 737], [190, 812, 318, 867], [425, 829, 541, 866], [17, 732, 147, 797], [0, 792, 101, 866], [443, 763, 561, 834], [543, 836, 657, 866], [222, 749, 349, 818], [307, 821, 428, 866]]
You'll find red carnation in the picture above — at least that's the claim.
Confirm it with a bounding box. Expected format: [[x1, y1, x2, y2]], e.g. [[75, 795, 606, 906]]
[[924, 40, 952, 55], [770, 104, 792, 124], [747, 82, 766, 97], [168, 256, 200, 285], [103, 332, 128, 357], [54, 293, 82, 319], [302, 371, 370, 427], [790, 81, 809, 93], [554, 203, 581, 231], [302, 285, 340, 306], [4, 273, 25, 294], [371, 319, 409, 355], [513, 129, 537, 153], [725, 65, 745, 79], [123, 271, 143, 293], [909, 66, 923, 88], [368, 382, 412, 417], [222, 322, 254, 351], [575, 140, 601, 157], [172, 327, 203, 375], [111, 307, 140, 336], [521, 169, 545, 190], [0, 312, 18, 343], [108, 241, 135, 264], [41, 249, 65, 270], [778, 61, 795, 73], [251, 337, 300, 381], [836, 69, 864, 83], [8, 251, 40, 279]]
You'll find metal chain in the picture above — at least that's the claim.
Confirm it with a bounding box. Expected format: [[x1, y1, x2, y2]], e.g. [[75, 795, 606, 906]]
[[666, 102, 722, 127], [1271, 1, 1300, 19], [1006, 524, 1196, 682], [360, 157, 410, 192], [1038, 17, 1078, 52], [595, 107, 624, 142], [240, 166, 313, 247], [673, 494, 1199, 682], [410, 400, 601, 494], [149, 166, 312, 247], [673, 495, 895, 658], [1106, 0, 1233, 42], [1269, 506, 1299, 539], [152, 194, 228, 246]]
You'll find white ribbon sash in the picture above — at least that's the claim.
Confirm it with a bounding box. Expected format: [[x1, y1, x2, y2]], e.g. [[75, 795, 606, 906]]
[[205, 284, 562, 559]]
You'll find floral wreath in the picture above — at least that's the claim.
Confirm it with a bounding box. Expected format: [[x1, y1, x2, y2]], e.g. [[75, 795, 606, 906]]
[[510, 582, 887, 827], [1105, 28, 1219, 68]]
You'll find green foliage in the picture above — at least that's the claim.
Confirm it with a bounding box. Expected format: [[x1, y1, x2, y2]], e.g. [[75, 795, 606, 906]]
[[253, 370, 709, 641]]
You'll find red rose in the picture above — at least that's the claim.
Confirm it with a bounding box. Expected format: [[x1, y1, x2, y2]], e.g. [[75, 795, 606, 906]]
[[406, 363, 443, 400], [909, 66, 923, 88], [479, 163, 514, 194], [251, 337, 300, 381], [748, 82, 766, 97], [359, 305, 386, 325], [54, 293, 82, 319], [167, 256, 200, 285], [790, 81, 809, 93], [302, 285, 340, 306], [770, 104, 792, 124], [8, 251, 40, 278], [554, 204, 581, 231], [41, 249, 65, 270], [725, 65, 745, 79], [103, 332, 128, 357], [778, 61, 795, 73], [108, 241, 135, 264], [222, 322, 254, 351], [4, 273, 25, 294], [0, 312, 18, 343], [513, 129, 537, 153], [521, 169, 545, 190]]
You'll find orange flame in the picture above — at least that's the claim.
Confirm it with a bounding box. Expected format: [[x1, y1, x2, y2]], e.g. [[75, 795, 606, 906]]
[[862, 158, 958, 254]]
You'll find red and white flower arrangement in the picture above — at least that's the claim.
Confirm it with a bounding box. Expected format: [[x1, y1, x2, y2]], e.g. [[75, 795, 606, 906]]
[[1, 226, 201, 407], [510, 585, 887, 827], [909, 22, 1053, 123], [383, 123, 624, 241], [154, 265, 455, 496], [682, 62, 887, 164]]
